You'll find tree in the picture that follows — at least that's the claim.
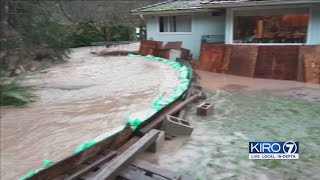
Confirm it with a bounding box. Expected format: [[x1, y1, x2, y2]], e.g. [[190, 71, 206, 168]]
[[0, 0, 10, 70]]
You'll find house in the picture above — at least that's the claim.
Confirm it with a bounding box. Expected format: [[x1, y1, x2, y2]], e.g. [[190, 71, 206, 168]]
[[132, 0, 320, 84], [131, 0, 320, 59]]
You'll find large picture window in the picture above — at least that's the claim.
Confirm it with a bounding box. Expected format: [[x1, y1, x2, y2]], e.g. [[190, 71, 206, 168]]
[[159, 15, 191, 32], [233, 8, 309, 43]]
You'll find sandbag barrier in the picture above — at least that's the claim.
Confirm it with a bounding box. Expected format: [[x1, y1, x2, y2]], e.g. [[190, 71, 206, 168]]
[[19, 54, 191, 180]]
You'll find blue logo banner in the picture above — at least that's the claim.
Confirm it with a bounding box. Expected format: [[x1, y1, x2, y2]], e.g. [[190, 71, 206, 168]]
[[249, 141, 299, 159]]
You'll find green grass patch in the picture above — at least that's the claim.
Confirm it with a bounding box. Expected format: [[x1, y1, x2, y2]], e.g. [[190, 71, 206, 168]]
[[0, 74, 35, 106]]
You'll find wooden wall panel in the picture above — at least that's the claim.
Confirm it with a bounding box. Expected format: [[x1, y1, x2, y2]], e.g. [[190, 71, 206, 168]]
[[198, 43, 225, 72], [254, 46, 275, 79], [228, 45, 258, 77], [180, 48, 191, 60], [197, 43, 319, 84], [162, 41, 182, 50], [221, 45, 232, 73], [138, 40, 163, 56], [255, 46, 299, 80], [298, 46, 320, 84], [272, 46, 299, 80], [297, 46, 305, 82]]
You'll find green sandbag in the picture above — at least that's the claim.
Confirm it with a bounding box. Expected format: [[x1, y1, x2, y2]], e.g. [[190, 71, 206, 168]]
[[74, 126, 125, 153], [128, 54, 141, 57], [126, 109, 157, 130], [19, 168, 44, 180], [74, 140, 96, 154], [152, 95, 165, 111], [19, 160, 53, 180]]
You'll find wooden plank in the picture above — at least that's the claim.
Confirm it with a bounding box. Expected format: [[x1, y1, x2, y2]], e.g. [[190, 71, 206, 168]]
[[117, 136, 140, 154], [198, 43, 225, 72], [27, 125, 133, 180], [65, 151, 117, 180], [110, 126, 134, 149], [221, 45, 232, 73], [228, 45, 258, 77], [162, 41, 182, 50], [254, 46, 276, 79], [255, 45, 299, 80], [272, 46, 299, 80], [88, 130, 160, 180], [167, 93, 200, 116], [130, 160, 181, 180], [298, 45, 320, 83], [180, 48, 190, 60], [178, 85, 194, 119], [139, 40, 163, 56], [156, 49, 171, 59]]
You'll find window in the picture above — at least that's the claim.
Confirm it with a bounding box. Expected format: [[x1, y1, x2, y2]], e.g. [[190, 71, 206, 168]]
[[233, 8, 309, 43], [159, 15, 191, 32]]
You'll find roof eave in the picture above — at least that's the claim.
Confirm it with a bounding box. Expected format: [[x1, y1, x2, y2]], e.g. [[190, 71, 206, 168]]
[[131, 8, 217, 15], [201, 0, 320, 8]]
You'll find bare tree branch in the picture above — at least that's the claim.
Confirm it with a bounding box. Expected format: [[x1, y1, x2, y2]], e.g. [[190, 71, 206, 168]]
[[57, 0, 75, 23]]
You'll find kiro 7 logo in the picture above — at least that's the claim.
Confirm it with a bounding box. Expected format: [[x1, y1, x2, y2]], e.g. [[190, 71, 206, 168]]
[[283, 141, 298, 154], [249, 141, 299, 159]]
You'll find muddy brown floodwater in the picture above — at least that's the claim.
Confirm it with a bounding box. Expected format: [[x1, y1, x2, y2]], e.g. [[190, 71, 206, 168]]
[[0, 43, 180, 180]]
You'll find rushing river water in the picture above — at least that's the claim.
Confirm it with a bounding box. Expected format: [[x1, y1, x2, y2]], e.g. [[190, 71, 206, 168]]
[[142, 71, 320, 180], [0, 44, 179, 180]]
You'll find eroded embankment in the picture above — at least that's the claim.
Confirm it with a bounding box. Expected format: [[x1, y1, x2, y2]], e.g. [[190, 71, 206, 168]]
[[0, 45, 181, 180]]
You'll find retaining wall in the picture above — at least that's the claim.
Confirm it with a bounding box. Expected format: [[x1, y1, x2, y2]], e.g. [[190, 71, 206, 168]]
[[197, 43, 320, 84]]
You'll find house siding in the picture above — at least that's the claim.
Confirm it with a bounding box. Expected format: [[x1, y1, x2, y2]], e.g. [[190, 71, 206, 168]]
[[144, 3, 319, 59], [308, 5, 320, 45], [225, 8, 233, 44], [145, 12, 225, 59]]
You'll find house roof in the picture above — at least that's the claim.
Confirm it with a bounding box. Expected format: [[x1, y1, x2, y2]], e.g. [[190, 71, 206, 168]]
[[131, 0, 205, 13], [201, 0, 319, 8], [131, 0, 319, 14]]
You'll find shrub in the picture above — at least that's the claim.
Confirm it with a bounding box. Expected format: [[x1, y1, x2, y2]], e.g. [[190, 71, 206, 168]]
[[0, 72, 35, 106], [68, 21, 106, 47], [68, 21, 137, 47], [105, 23, 136, 41]]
